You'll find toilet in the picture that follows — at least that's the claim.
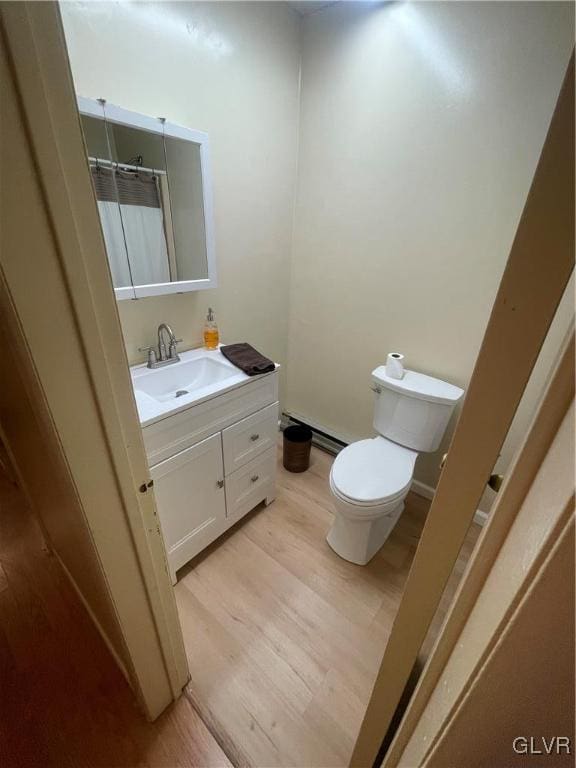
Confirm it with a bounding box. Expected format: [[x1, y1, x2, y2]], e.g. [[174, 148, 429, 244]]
[[327, 364, 464, 565]]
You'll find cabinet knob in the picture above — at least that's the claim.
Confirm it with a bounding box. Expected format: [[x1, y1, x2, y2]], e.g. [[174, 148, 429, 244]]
[[216, 479, 224, 489], [250, 475, 259, 483], [250, 433, 260, 442]]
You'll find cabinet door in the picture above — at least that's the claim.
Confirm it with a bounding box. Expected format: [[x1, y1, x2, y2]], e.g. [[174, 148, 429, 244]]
[[150, 433, 225, 580]]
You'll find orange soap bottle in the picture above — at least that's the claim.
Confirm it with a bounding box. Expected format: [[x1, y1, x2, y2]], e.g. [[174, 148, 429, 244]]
[[203, 307, 219, 350]]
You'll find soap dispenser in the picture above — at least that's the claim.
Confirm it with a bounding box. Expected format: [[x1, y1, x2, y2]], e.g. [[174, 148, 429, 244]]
[[203, 307, 219, 350]]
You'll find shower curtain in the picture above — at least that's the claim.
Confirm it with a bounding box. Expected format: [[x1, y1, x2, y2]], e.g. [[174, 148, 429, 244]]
[[97, 200, 133, 288], [92, 165, 171, 287], [116, 203, 170, 285]]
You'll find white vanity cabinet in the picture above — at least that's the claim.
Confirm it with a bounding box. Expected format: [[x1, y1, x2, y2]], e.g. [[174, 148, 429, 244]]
[[141, 367, 279, 583]]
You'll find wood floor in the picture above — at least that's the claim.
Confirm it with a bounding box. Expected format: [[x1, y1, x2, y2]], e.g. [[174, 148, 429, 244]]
[[0, 465, 231, 768], [175, 445, 481, 768]]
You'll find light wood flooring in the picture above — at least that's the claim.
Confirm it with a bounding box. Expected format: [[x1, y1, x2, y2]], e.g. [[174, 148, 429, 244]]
[[175, 445, 481, 768], [0, 461, 231, 768]]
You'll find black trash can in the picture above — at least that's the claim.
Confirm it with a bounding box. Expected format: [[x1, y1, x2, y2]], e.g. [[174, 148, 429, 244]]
[[283, 425, 312, 473]]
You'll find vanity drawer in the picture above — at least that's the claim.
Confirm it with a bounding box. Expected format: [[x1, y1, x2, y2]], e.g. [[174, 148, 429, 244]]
[[144, 371, 278, 466], [222, 402, 278, 475], [225, 447, 276, 526]]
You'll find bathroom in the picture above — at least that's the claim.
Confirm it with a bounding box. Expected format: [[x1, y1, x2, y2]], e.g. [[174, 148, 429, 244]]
[[62, 1, 573, 763], [0, 1, 573, 766]]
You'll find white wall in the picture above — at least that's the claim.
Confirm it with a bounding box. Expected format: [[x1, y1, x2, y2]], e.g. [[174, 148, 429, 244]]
[[286, 1, 574, 491], [61, 1, 301, 403]]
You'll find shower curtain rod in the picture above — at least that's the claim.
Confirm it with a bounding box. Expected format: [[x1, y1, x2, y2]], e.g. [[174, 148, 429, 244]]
[[88, 156, 167, 176]]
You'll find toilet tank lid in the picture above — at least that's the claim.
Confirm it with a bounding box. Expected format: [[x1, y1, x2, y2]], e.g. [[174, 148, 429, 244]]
[[372, 366, 464, 405]]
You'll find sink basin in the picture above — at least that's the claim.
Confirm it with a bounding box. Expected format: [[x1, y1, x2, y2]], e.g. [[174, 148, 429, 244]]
[[135, 356, 237, 403], [130, 347, 260, 426]]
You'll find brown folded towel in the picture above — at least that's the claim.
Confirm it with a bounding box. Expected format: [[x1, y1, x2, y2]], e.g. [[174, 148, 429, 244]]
[[221, 343, 275, 376]]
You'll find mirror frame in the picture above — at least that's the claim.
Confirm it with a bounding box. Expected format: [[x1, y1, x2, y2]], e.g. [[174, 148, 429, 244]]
[[78, 96, 217, 300]]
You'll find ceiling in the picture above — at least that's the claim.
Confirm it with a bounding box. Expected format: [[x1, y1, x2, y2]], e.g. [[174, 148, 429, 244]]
[[286, 1, 338, 16]]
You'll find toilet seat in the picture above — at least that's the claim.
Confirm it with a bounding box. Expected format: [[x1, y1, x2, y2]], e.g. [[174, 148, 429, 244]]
[[329, 476, 401, 521], [331, 437, 417, 506], [330, 476, 405, 510]]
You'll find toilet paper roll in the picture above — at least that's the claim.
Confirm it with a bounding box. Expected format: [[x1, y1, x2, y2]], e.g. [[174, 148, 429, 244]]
[[386, 352, 405, 380]]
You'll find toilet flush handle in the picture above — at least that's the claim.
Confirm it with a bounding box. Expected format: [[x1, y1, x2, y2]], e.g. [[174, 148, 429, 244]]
[[371, 384, 382, 394]]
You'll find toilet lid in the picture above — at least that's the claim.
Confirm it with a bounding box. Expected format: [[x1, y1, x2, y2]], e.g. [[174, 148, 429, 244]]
[[331, 438, 417, 505]]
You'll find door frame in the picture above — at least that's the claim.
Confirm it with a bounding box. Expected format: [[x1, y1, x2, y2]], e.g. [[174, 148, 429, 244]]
[[0, 1, 189, 719], [351, 52, 574, 767]]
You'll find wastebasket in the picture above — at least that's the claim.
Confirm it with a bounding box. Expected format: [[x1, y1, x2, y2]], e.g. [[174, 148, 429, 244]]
[[283, 425, 312, 473]]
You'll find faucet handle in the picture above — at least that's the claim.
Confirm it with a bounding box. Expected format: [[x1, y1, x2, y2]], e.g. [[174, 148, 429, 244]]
[[138, 346, 157, 368], [168, 338, 182, 361]]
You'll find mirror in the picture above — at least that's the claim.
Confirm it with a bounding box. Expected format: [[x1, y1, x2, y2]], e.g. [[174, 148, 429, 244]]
[[78, 97, 216, 299]]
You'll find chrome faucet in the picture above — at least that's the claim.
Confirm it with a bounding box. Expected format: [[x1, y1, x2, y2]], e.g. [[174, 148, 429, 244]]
[[139, 323, 181, 369]]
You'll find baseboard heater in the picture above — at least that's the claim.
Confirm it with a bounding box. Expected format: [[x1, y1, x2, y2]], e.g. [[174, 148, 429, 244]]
[[280, 411, 347, 456]]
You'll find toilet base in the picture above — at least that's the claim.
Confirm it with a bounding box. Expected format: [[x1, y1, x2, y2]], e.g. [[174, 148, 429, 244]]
[[326, 502, 404, 565]]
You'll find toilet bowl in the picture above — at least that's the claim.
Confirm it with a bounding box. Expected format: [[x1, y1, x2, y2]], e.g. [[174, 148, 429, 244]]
[[327, 437, 417, 565], [326, 364, 464, 565]]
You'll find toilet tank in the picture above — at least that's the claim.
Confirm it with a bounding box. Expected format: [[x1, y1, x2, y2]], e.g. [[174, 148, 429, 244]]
[[371, 366, 464, 452]]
